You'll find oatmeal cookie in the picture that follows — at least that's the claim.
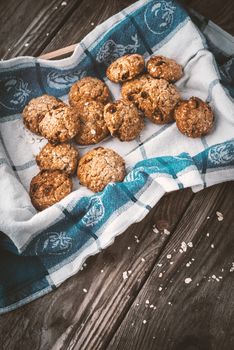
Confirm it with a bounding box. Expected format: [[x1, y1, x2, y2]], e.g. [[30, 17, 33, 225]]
[[36, 143, 79, 175], [106, 54, 145, 83], [104, 100, 144, 141], [75, 101, 109, 145], [22, 95, 65, 134], [30, 170, 72, 211], [122, 74, 180, 124], [174, 97, 214, 138], [146, 55, 183, 82], [38, 105, 80, 143], [77, 147, 125, 192], [69, 77, 111, 106]]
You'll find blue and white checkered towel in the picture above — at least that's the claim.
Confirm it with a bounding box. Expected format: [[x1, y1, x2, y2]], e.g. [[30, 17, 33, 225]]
[[0, 0, 233, 314]]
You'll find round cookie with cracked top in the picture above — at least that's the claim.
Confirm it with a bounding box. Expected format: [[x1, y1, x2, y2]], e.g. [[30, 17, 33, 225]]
[[77, 147, 126, 192], [104, 100, 144, 141], [30, 170, 73, 211], [22, 95, 65, 134], [174, 97, 214, 138], [38, 105, 80, 143], [69, 77, 111, 107], [106, 54, 145, 83], [122, 74, 181, 124], [36, 143, 79, 175], [146, 55, 183, 82], [75, 101, 109, 145]]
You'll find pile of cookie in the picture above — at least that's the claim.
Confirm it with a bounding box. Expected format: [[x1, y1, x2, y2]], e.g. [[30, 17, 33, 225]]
[[22, 53, 214, 210]]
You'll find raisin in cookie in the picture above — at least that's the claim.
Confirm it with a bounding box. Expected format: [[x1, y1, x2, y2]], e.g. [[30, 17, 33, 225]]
[[75, 101, 109, 145], [106, 54, 145, 83], [22, 95, 65, 134], [146, 55, 183, 82], [36, 143, 79, 175], [122, 74, 180, 124], [30, 170, 72, 211], [77, 147, 125, 192], [104, 100, 144, 141], [38, 105, 80, 143], [174, 97, 214, 138], [69, 77, 111, 107]]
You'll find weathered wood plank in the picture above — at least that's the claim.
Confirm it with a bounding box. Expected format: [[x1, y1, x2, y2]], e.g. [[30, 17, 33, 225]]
[[0, 189, 193, 350], [107, 182, 234, 350], [0, 0, 83, 59], [41, 0, 135, 55], [180, 0, 234, 35]]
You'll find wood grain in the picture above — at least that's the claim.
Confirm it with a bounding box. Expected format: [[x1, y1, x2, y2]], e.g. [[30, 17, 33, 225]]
[[108, 182, 234, 350], [0, 0, 83, 59], [0, 189, 193, 350], [41, 0, 135, 55], [180, 0, 234, 35]]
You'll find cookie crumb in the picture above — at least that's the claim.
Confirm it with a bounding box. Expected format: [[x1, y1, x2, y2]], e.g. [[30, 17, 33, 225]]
[[185, 277, 192, 284]]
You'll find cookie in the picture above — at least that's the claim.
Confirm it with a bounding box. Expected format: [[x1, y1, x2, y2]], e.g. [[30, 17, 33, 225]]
[[146, 55, 183, 82], [174, 97, 214, 138], [106, 54, 145, 83], [122, 74, 180, 124], [30, 170, 72, 211], [77, 147, 125, 192], [36, 143, 79, 175], [22, 95, 65, 134], [38, 105, 80, 143], [104, 100, 144, 141], [75, 101, 109, 145], [69, 77, 111, 107]]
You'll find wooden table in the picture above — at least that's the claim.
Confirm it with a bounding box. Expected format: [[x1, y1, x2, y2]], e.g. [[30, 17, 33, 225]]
[[0, 1, 234, 349]]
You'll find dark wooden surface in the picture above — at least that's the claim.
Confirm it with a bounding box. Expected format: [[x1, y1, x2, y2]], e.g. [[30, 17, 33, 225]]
[[0, 1, 234, 349]]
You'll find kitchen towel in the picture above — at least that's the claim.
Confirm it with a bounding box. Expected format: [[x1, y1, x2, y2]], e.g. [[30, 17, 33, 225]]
[[0, 0, 233, 314]]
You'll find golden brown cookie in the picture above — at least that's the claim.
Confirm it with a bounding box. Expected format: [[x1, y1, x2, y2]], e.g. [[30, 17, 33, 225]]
[[38, 105, 80, 143], [146, 55, 183, 82], [69, 77, 111, 107], [22, 95, 65, 134], [30, 170, 72, 211], [104, 100, 144, 141], [77, 147, 125, 192], [122, 74, 180, 124], [75, 101, 109, 145], [174, 97, 214, 138], [106, 54, 145, 83], [36, 143, 79, 175]]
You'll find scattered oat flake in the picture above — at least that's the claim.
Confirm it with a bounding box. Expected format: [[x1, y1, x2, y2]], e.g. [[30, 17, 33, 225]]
[[185, 278, 192, 284], [158, 287, 162, 291], [145, 299, 149, 304], [216, 211, 224, 221], [91, 22, 94, 26], [123, 271, 128, 280], [230, 263, 234, 272], [187, 242, 193, 248], [157, 263, 162, 267], [207, 233, 210, 237], [181, 241, 187, 252], [152, 225, 159, 234], [207, 216, 210, 219], [159, 273, 163, 278], [61, 1, 67, 5], [101, 269, 104, 273], [167, 254, 172, 259], [141, 258, 145, 262], [150, 304, 154, 308], [170, 261, 174, 265], [143, 320, 147, 324], [128, 246, 131, 250], [128, 270, 132, 275], [168, 301, 172, 305], [83, 288, 88, 293], [163, 228, 170, 235], [211, 244, 214, 249], [24, 42, 29, 47]]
